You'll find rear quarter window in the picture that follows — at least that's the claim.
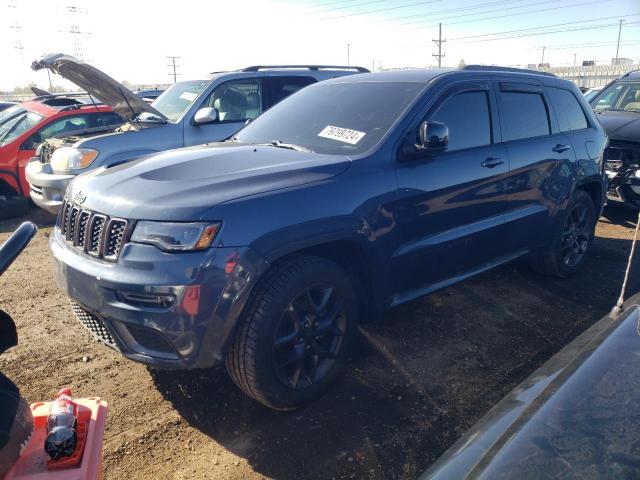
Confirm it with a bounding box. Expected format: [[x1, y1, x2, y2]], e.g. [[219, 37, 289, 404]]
[[547, 87, 589, 132]]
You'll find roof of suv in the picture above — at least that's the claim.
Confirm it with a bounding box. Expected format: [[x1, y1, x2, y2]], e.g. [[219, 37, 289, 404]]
[[20, 98, 111, 117], [332, 65, 559, 84]]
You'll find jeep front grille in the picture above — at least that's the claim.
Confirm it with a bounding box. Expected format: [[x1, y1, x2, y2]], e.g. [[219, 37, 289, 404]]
[[58, 199, 129, 261]]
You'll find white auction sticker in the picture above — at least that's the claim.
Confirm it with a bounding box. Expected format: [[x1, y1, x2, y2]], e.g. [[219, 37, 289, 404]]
[[318, 125, 366, 145], [179, 91, 198, 101]]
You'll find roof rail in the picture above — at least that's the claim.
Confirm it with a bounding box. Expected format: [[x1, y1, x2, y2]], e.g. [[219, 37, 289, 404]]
[[240, 65, 370, 73], [462, 65, 556, 77], [31, 91, 92, 100]]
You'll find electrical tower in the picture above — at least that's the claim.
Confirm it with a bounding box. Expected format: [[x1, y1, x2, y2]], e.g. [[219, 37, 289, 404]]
[[65, 5, 90, 60], [7, 1, 26, 85], [432, 23, 446, 68], [167, 56, 181, 83]]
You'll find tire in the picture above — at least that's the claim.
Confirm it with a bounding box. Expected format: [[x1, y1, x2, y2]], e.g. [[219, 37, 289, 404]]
[[0, 196, 29, 221], [529, 190, 597, 277], [226, 256, 358, 410]]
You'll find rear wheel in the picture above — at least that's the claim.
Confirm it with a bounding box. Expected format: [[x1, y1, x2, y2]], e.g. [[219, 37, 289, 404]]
[[529, 190, 596, 277], [225, 256, 357, 410]]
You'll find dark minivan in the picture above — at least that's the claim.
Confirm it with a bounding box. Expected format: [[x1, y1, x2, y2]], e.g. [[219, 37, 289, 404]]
[[51, 66, 607, 409]]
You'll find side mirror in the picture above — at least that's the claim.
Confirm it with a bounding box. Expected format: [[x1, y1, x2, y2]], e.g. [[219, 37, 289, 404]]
[[417, 120, 448, 152], [401, 121, 449, 160], [193, 107, 218, 125]]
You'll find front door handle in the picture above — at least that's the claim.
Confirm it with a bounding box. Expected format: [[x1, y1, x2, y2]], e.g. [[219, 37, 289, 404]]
[[552, 144, 572, 153], [481, 157, 504, 168]]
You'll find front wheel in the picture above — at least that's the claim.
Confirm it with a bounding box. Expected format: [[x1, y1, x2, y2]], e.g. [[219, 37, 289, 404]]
[[225, 256, 358, 410], [529, 190, 597, 277]]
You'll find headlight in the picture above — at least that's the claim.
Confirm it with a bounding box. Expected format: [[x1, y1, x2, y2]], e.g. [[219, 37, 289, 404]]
[[131, 221, 221, 251], [50, 147, 99, 172]]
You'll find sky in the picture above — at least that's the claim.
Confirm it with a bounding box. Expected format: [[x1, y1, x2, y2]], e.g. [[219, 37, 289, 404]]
[[0, 0, 638, 91]]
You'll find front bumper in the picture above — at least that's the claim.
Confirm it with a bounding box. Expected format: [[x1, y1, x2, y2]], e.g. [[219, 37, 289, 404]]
[[25, 160, 74, 214], [50, 227, 269, 369]]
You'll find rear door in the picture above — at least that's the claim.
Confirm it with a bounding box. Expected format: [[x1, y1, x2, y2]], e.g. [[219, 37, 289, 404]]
[[393, 81, 510, 296], [497, 82, 577, 253], [263, 76, 316, 111]]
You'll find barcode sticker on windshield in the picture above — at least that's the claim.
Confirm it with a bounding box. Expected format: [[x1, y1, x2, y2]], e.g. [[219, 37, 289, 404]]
[[180, 91, 198, 101], [318, 125, 366, 145]]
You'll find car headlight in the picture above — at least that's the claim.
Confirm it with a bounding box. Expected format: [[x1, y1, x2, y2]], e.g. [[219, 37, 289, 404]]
[[130, 221, 221, 251], [50, 147, 99, 172]]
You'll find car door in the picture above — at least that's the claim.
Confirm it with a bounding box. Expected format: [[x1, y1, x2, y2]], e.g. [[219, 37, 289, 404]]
[[496, 82, 577, 253], [183, 78, 263, 146], [393, 82, 510, 298]]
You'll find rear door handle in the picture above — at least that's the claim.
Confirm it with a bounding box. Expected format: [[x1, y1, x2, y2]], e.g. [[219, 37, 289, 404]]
[[552, 144, 572, 153], [481, 157, 504, 168]]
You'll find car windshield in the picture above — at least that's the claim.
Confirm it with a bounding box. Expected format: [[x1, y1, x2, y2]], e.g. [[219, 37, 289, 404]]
[[142, 80, 209, 122], [0, 110, 44, 146], [590, 81, 640, 112], [234, 81, 425, 155], [0, 104, 25, 126]]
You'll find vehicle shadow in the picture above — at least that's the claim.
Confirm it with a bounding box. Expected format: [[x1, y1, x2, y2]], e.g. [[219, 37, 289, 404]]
[[600, 204, 638, 228], [0, 208, 56, 235], [150, 234, 639, 479]]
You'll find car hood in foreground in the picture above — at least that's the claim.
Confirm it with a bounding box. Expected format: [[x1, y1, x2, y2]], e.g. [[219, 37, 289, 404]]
[[68, 142, 350, 220], [31, 53, 166, 122], [421, 293, 640, 479], [595, 109, 640, 144]]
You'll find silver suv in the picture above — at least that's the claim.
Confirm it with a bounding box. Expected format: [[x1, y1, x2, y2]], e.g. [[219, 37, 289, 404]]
[[26, 53, 368, 213]]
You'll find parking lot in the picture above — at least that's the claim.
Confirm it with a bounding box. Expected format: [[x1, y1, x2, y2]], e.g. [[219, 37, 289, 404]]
[[0, 205, 637, 480]]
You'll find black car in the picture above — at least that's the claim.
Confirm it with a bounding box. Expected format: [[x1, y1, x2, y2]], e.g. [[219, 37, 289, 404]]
[[51, 66, 607, 409], [421, 291, 640, 479], [590, 70, 640, 207]]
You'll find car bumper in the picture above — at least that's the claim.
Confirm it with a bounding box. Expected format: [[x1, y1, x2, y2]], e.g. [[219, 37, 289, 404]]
[[49, 227, 269, 369], [25, 160, 74, 214]]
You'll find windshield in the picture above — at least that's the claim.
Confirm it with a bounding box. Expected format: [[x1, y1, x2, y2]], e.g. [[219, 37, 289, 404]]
[[0, 104, 25, 126], [590, 81, 640, 112], [143, 80, 209, 122], [234, 81, 425, 155], [0, 110, 44, 146]]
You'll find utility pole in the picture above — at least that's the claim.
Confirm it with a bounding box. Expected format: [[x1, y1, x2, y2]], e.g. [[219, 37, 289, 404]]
[[347, 43, 351, 66], [615, 19, 624, 61], [432, 23, 445, 68], [167, 56, 180, 83], [540, 46, 546, 65]]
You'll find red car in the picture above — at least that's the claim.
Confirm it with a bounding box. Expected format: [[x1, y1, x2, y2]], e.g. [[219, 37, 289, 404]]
[[0, 96, 122, 200]]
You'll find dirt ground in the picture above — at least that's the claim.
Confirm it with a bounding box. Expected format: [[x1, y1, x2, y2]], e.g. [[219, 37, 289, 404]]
[[1, 206, 639, 480]]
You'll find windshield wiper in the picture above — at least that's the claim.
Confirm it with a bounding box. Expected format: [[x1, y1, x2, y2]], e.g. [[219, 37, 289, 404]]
[[260, 140, 312, 153]]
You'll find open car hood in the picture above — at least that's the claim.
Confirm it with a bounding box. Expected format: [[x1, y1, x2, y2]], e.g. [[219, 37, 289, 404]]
[[31, 53, 167, 122]]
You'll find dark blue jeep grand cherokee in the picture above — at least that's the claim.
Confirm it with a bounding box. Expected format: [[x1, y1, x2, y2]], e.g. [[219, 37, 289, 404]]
[[51, 66, 607, 410]]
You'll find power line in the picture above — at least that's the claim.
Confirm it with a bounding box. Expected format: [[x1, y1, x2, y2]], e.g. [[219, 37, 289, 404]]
[[312, 0, 386, 14], [322, 0, 443, 20], [410, 0, 615, 30], [450, 20, 640, 44], [400, 0, 558, 26], [384, 0, 529, 24], [448, 13, 640, 41], [312, 0, 363, 8]]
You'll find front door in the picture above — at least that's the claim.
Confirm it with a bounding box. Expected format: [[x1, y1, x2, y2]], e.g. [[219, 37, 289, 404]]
[[393, 82, 509, 300], [183, 78, 263, 146]]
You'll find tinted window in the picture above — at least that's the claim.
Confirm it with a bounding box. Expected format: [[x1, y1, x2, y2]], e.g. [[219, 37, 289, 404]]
[[265, 76, 316, 108], [92, 111, 125, 128], [202, 79, 262, 122], [430, 91, 491, 151], [500, 92, 550, 141], [0, 111, 44, 147], [235, 81, 424, 155], [547, 87, 588, 132]]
